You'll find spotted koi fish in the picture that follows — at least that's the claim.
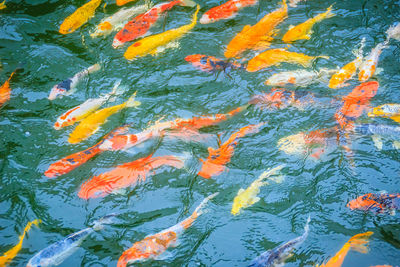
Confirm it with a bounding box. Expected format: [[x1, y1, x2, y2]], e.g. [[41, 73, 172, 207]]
[[358, 41, 388, 82], [265, 68, 335, 87], [0, 69, 17, 107], [200, 0, 257, 24], [59, 0, 102, 34], [249, 88, 316, 110], [368, 104, 400, 123], [198, 123, 264, 179], [185, 54, 242, 72], [78, 154, 185, 199], [347, 193, 400, 214], [113, 0, 196, 48], [117, 193, 218, 266]]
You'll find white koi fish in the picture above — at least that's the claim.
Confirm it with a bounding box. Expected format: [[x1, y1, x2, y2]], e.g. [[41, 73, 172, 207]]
[[358, 41, 387, 82], [265, 69, 335, 87]]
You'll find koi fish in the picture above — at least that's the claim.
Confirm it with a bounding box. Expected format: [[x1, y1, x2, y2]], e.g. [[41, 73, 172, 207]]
[[0, 69, 16, 107], [368, 104, 400, 123], [117, 193, 218, 266], [124, 5, 199, 60], [78, 154, 185, 199], [248, 216, 310, 267], [350, 123, 400, 150], [0, 0, 6, 10], [116, 0, 137, 6], [198, 122, 264, 179], [185, 54, 242, 72], [265, 68, 335, 87], [224, 0, 287, 59], [249, 88, 316, 110], [231, 165, 284, 215], [68, 92, 141, 144], [54, 80, 121, 130], [334, 81, 378, 129], [282, 5, 334, 43], [48, 63, 101, 100], [347, 193, 400, 214], [386, 22, 400, 42], [59, 0, 102, 34], [358, 41, 388, 82], [27, 214, 116, 267], [200, 0, 258, 24], [0, 219, 40, 266], [247, 48, 329, 72], [113, 0, 196, 48], [90, 4, 150, 38], [316, 232, 374, 267], [329, 38, 365, 89], [44, 126, 129, 178]]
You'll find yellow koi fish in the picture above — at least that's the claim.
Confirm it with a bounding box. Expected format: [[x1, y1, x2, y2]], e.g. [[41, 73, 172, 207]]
[[124, 5, 200, 60], [0, 219, 41, 266], [68, 92, 141, 144], [247, 48, 329, 72], [0, 0, 6, 9], [282, 4, 334, 43], [231, 165, 284, 215], [59, 0, 102, 34]]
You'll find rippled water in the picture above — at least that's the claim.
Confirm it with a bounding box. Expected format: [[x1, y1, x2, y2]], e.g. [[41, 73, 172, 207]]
[[1, 0, 400, 266]]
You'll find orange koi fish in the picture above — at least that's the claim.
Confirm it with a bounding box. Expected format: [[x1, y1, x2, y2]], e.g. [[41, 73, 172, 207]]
[[334, 81, 378, 129], [316, 232, 373, 267], [116, 0, 137, 6], [44, 126, 129, 178], [247, 48, 329, 72], [200, 0, 257, 24], [0, 69, 16, 107], [224, 0, 287, 59], [59, 0, 102, 34], [112, 0, 196, 48], [78, 154, 185, 199], [198, 123, 264, 179], [185, 54, 242, 72], [347, 193, 400, 214], [358, 41, 388, 82], [117, 193, 218, 266], [249, 88, 316, 110]]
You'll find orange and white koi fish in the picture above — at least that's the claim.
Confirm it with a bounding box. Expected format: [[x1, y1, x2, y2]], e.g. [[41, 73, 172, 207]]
[[0, 0, 6, 10], [368, 103, 400, 123], [78, 154, 185, 199], [247, 48, 329, 72], [347, 193, 400, 215], [45, 126, 129, 178], [0, 219, 40, 266], [68, 92, 141, 144], [358, 41, 388, 82], [198, 123, 264, 179], [117, 193, 218, 266], [113, 0, 196, 48], [59, 0, 102, 34], [328, 38, 365, 89], [265, 68, 334, 87], [249, 88, 316, 110], [185, 54, 242, 72], [386, 22, 400, 42], [282, 5, 334, 43], [316, 232, 373, 267], [116, 0, 137, 6], [0, 69, 16, 107], [54, 80, 121, 130], [200, 0, 257, 24], [224, 0, 287, 59]]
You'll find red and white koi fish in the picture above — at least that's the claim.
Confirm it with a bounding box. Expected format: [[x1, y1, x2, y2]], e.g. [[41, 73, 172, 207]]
[[358, 41, 388, 82], [48, 63, 101, 100], [112, 0, 196, 48], [249, 88, 316, 110], [198, 123, 264, 179], [185, 54, 242, 72], [265, 69, 335, 87], [200, 0, 257, 24], [117, 193, 218, 266], [78, 154, 185, 199]]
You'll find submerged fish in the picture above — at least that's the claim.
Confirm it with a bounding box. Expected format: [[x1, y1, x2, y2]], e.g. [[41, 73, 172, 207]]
[[200, 0, 257, 24], [27, 214, 116, 267], [249, 88, 316, 110], [0, 69, 17, 107], [368, 104, 400, 123], [248, 216, 310, 267], [113, 0, 196, 48], [231, 165, 284, 215], [0, 219, 40, 266], [265, 68, 335, 87], [282, 4, 334, 43], [347, 193, 400, 214], [350, 123, 400, 150], [198, 123, 264, 179], [59, 0, 102, 34], [358, 41, 388, 82], [68, 92, 141, 144], [78, 154, 185, 199], [117, 193, 218, 266], [247, 48, 329, 72], [185, 54, 242, 72], [316, 232, 374, 267], [116, 0, 138, 6], [48, 63, 101, 100], [224, 0, 287, 58]]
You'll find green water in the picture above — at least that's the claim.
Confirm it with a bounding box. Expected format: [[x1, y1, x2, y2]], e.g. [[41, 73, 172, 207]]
[[1, 0, 400, 266]]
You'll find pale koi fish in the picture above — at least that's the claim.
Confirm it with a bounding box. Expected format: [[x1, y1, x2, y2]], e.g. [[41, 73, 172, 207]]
[[368, 104, 400, 123], [59, 0, 102, 34], [0, 68, 17, 107], [117, 193, 218, 266], [386, 22, 400, 42], [248, 216, 310, 267], [349, 123, 400, 151], [48, 63, 101, 100], [200, 0, 258, 24], [265, 68, 335, 87], [27, 214, 117, 267], [358, 41, 388, 82], [231, 165, 284, 215]]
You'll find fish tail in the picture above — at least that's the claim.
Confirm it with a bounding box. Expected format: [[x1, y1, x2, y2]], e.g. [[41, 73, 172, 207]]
[[193, 192, 219, 217], [316, 55, 330, 61], [281, 0, 287, 11], [125, 91, 141, 108], [347, 231, 374, 254], [191, 5, 200, 25], [323, 4, 335, 19], [87, 63, 101, 74], [92, 214, 118, 231], [179, 0, 197, 7], [352, 37, 366, 60], [227, 104, 249, 117], [151, 155, 186, 169], [303, 215, 311, 237], [105, 79, 125, 102], [258, 165, 285, 182]]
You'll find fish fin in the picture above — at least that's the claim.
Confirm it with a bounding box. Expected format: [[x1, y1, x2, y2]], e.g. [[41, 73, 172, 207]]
[[125, 91, 141, 108], [269, 175, 284, 184], [250, 196, 260, 205], [393, 141, 400, 150], [371, 135, 383, 150], [88, 63, 101, 74], [323, 4, 335, 19], [238, 188, 245, 194], [348, 232, 373, 254], [111, 188, 128, 195], [375, 67, 384, 75], [390, 115, 400, 123]]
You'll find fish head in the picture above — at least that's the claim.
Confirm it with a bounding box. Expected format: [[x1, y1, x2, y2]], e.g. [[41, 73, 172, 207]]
[[48, 85, 66, 100], [200, 13, 214, 24], [347, 194, 380, 211], [59, 19, 80, 34], [197, 160, 225, 179], [277, 133, 307, 155], [112, 37, 124, 49]]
